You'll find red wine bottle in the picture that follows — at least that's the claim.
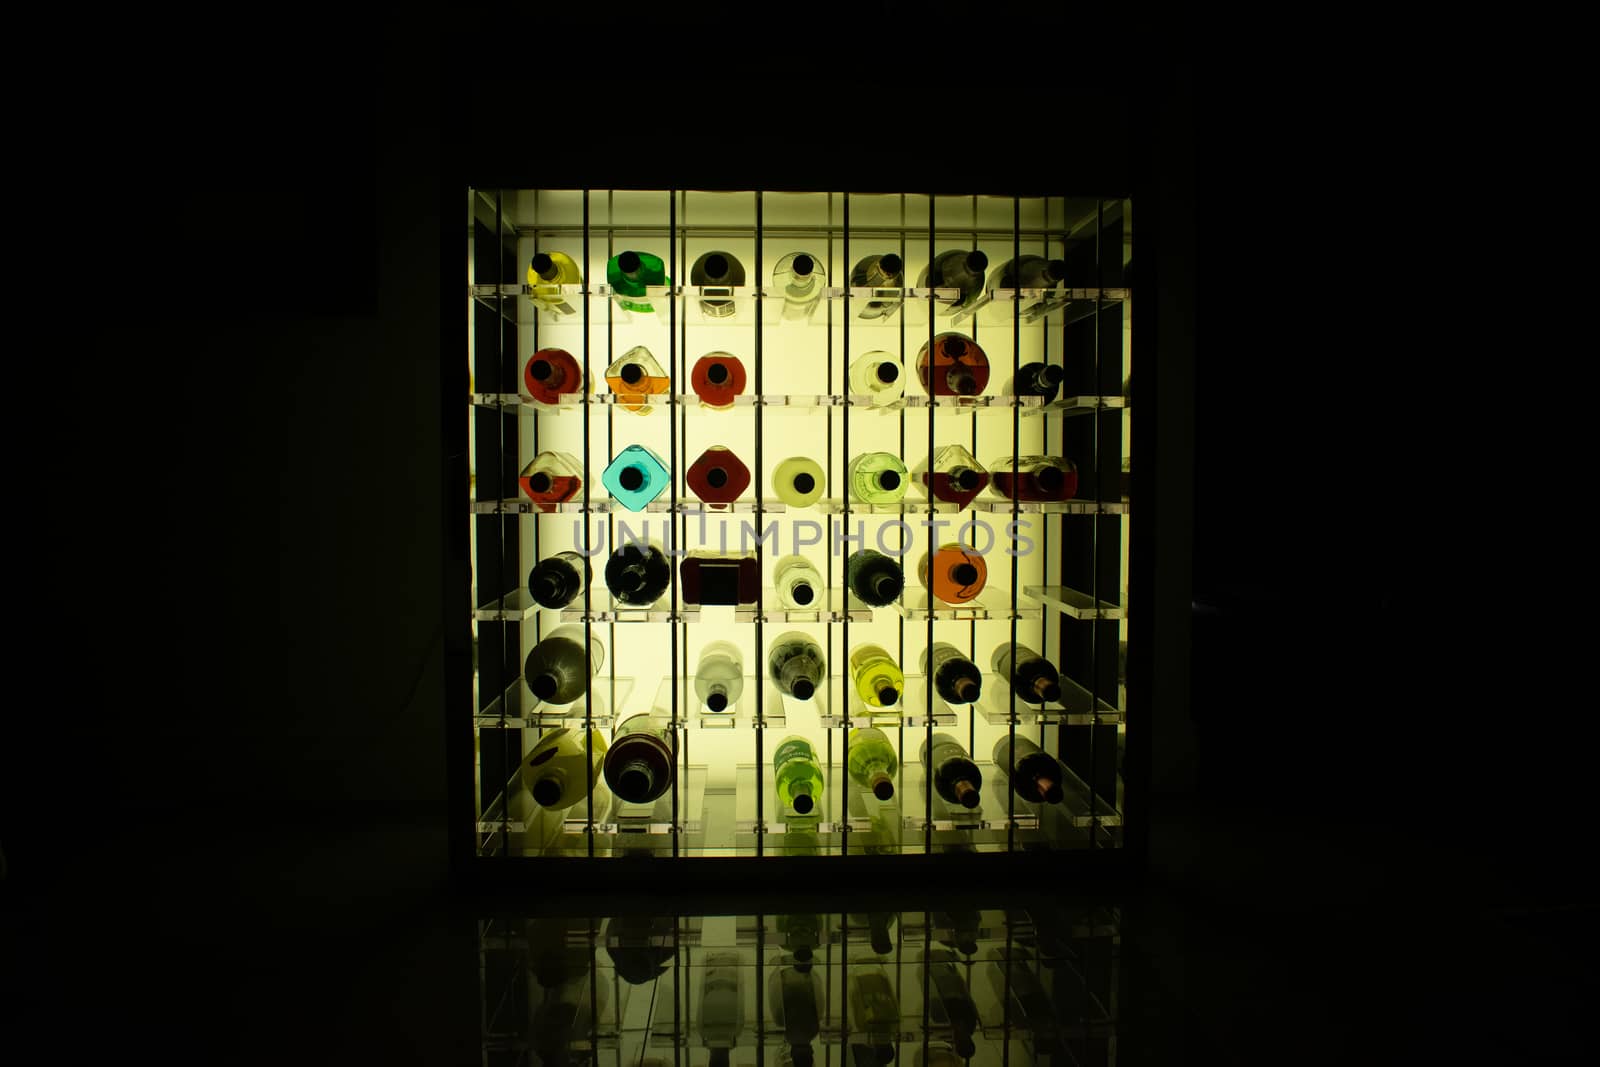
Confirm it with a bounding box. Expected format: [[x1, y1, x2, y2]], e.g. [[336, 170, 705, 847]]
[[686, 446, 752, 505], [679, 552, 760, 606]]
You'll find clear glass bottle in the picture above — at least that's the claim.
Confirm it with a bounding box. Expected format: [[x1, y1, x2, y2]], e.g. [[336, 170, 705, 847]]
[[690, 250, 745, 318], [914, 444, 989, 508], [845, 549, 903, 607], [695, 640, 743, 713], [520, 727, 607, 810], [523, 347, 588, 404], [992, 642, 1063, 704], [604, 345, 670, 413], [917, 542, 987, 604], [603, 443, 671, 511], [603, 713, 674, 805], [920, 642, 982, 705], [848, 350, 904, 404], [848, 452, 908, 504], [849, 252, 904, 319], [518, 451, 584, 511], [523, 624, 605, 704], [700, 951, 744, 1067], [847, 726, 898, 801], [987, 455, 1079, 502], [527, 551, 590, 610], [849, 643, 903, 708], [690, 352, 747, 408], [606, 250, 670, 313], [920, 733, 982, 810], [992, 735, 1066, 804], [773, 735, 825, 817], [605, 540, 671, 606], [1007, 361, 1066, 402], [921, 949, 979, 1058], [774, 555, 823, 609], [773, 251, 826, 321], [686, 445, 752, 505], [774, 456, 826, 508], [919, 248, 989, 313], [769, 632, 825, 702], [916, 332, 991, 397], [526, 251, 583, 315], [992, 254, 1067, 291]]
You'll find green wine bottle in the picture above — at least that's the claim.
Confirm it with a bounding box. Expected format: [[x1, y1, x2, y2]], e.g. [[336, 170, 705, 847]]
[[847, 727, 898, 801], [848, 452, 908, 504], [849, 643, 903, 708], [607, 250, 670, 313], [774, 734, 825, 817]]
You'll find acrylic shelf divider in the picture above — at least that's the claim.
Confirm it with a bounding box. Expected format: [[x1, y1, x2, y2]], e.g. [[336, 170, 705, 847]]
[[897, 588, 1043, 622], [472, 497, 610, 515], [559, 593, 700, 624], [652, 676, 773, 729], [829, 675, 955, 729], [472, 587, 544, 622], [671, 393, 843, 410], [1024, 585, 1127, 620], [472, 673, 631, 730], [978, 285, 1132, 327], [967, 497, 1129, 515], [985, 760, 1123, 831], [735, 587, 871, 624], [977, 674, 1123, 727]]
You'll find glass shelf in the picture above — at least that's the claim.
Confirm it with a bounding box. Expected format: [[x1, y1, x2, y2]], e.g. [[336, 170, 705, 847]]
[[472, 674, 630, 730], [735, 587, 871, 624], [1025, 585, 1126, 620], [901, 394, 1046, 411], [978, 285, 1132, 326], [1027, 394, 1127, 417], [897, 588, 1041, 621], [825, 676, 955, 729], [651, 676, 786, 729], [671, 393, 843, 409], [471, 497, 609, 515], [977, 674, 1123, 727], [645, 498, 775, 514], [472, 587, 544, 622], [560, 593, 700, 623]]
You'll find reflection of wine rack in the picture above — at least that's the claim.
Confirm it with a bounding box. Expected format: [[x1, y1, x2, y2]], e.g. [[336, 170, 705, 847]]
[[464, 189, 1131, 876]]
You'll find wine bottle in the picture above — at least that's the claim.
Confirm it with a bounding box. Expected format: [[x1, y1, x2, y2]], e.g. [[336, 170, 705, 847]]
[[773, 734, 825, 816], [774, 456, 826, 508], [849, 251, 904, 319], [603, 713, 674, 805], [523, 347, 587, 405], [1007, 361, 1065, 403], [603, 443, 671, 511], [695, 641, 743, 713], [848, 350, 905, 404], [680, 552, 759, 606], [915, 332, 991, 397], [520, 727, 607, 810], [769, 632, 825, 702], [690, 352, 747, 408], [686, 445, 752, 505], [768, 957, 823, 1065], [919, 733, 983, 810], [518, 451, 584, 510], [987, 456, 1078, 502], [528, 551, 591, 610], [993, 642, 1063, 704], [690, 250, 745, 318], [701, 952, 745, 1067], [845, 549, 904, 607], [848, 452, 908, 505], [526, 251, 583, 315], [914, 444, 989, 508], [523, 624, 605, 704], [849, 963, 900, 1058], [918, 248, 989, 313], [917, 542, 988, 605], [774, 554, 823, 609], [921, 950, 979, 1058], [604, 345, 670, 413], [992, 735, 1066, 804], [605, 540, 671, 605], [849, 643, 903, 709], [920, 642, 982, 705], [773, 251, 826, 321], [847, 726, 898, 801], [606, 250, 670, 313]]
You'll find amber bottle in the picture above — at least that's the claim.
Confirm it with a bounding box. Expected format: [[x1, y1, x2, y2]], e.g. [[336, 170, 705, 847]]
[[916, 333, 991, 397]]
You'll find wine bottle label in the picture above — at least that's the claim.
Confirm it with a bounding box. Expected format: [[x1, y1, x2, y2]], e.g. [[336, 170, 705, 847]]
[[774, 738, 814, 766]]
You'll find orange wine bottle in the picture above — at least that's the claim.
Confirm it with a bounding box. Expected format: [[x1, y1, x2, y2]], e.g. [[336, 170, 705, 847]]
[[918, 543, 987, 604], [605, 346, 670, 413]]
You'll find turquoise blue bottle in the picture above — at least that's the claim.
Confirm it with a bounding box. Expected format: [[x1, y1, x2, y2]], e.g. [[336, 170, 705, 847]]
[[603, 445, 670, 511]]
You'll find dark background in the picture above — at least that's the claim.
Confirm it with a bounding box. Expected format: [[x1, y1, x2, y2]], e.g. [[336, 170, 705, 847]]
[[7, 20, 1589, 1064]]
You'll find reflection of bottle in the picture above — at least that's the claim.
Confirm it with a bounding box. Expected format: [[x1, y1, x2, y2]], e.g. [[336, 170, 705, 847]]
[[604, 345, 670, 413], [849, 961, 900, 1056], [921, 950, 979, 1058], [993, 735, 1066, 804], [680, 552, 759, 606], [777, 913, 824, 964], [935, 910, 982, 955], [774, 555, 823, 609], [848, 452, 908, 504], [983, 949, 1061, 1055], [769, 632, 825, 701], [530, 967, 609, 1067], [603, 443, 671, 511], [849, 644, 903, 708], [917, 542, 988, 604], [520, 727, 607, 809], [920, 734, 982, 810], [690, 352, 747, 408], [920, 643, 982, 705], [607, 250, 670, 313], [695, 641, 743, 713], [993, 643, 1063, 704], [518, 451, 584, 510], [603, 713, 674, 804], [523, 624, 605, 703], [768, 957, 823, 1066], [848, 350, 904, 403], [605, 540, 671, 605], [988, 456, 1078, 502], [526, 251, 583, 315], [700, 952, 744, 1067], [773, 252, 827, 320], [850, 252, 904, 319], [774, 457, 826, 507], [690, 251, 745, 317], [773, 736, 825, 816], [528, 551, 591, 610], [847, 726, 898, 801], [686, 446, 752, 505], [914, 444, 988, 508], [916, 332, 990, 396], [605, 914, 676, 985], [846, 549, 904, 607], [1007, 361, 1066, 402], [918, 249, 989, 312], [852, 912, 897, 956], [523, 347, 587, 404]]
